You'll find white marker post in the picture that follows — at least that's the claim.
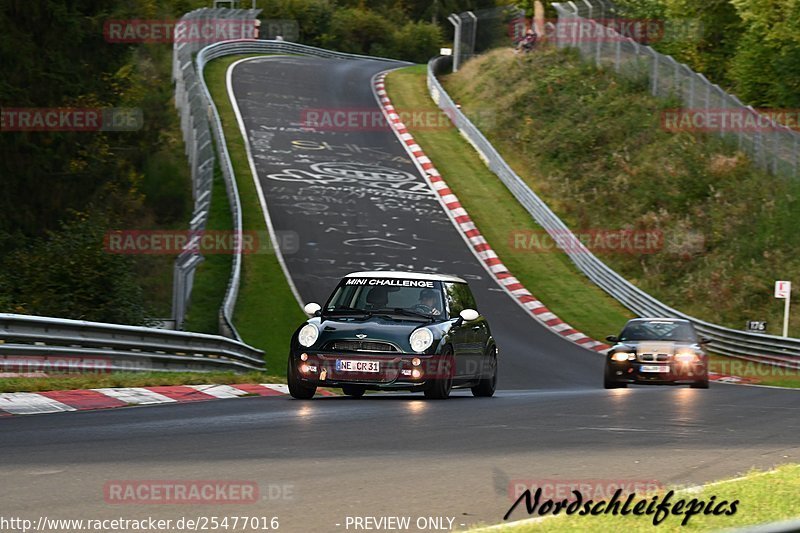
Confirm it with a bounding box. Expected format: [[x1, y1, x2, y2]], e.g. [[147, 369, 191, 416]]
[[774, 281, 792, 337]]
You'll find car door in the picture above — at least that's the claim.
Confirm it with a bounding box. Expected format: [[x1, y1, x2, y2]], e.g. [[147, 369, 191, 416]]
[[459, 285, 489, 379], [443, 282, 477, 379]]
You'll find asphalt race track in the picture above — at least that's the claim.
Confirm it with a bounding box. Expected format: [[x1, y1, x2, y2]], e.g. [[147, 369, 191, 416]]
[[1, 56, 798, 532], [228, 55, 600, 390]]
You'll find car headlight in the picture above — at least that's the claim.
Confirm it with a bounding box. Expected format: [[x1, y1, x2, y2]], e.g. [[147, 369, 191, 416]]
[[675, 352, 698, 363], [298, 324, 319, 348], [409, 328, 434, 353], [611, 352, 634, 362]]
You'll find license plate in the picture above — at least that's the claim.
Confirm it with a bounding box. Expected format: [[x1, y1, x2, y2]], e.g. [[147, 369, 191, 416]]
[[336, 359, 379, 372], [640, 365, 669, 373]]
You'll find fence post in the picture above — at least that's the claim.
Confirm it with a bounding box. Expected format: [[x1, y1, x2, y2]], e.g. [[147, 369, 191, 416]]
[[771, 127, 779, 175], [595, 20, 602, 66], [467, 11, 478, 63], [448, 14, 462, 72], [650, 50, 659, 96], [567, 2, 580, 49]]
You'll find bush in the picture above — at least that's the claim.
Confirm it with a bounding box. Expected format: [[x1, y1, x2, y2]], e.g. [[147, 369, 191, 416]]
[[3, 212, 149, 325], [393, 21, 443, 64]]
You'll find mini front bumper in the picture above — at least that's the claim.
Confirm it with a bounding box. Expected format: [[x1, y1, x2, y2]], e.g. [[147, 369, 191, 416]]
[[292, 351, 449, 388], [607, 359, 708, 384]]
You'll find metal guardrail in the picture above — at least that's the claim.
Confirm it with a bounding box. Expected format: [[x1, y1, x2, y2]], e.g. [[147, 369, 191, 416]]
[[172, 8, 262, 338], [198, 39, 412, 64], [551, 0, 799, 179], [427, 54, 800, 365], [0, 313, 265, 373]]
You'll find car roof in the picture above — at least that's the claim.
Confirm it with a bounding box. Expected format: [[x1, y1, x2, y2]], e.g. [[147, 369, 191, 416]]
[[344, 271, 467, 283]]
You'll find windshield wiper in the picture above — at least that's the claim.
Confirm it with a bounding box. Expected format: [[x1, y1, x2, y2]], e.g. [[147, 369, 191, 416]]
[[373, 308, 435, 321], [324, 306, 370, 316]]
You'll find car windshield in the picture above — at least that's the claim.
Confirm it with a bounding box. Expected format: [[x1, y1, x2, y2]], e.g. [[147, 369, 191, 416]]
[[619, 320, 697, 342], [325, 278, 445, 319]]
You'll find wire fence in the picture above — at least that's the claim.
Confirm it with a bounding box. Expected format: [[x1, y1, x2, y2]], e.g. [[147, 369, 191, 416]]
[[552, 0, 799, 178], [449, 6, 526, 72]]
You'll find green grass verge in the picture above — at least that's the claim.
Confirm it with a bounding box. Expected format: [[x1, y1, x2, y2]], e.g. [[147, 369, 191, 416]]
[[709, 354, 800, 388], [0, 371, 283, 393], [474, 464, 800, 532], [385, 66, 633, 341], [202, 55, 307, 372]]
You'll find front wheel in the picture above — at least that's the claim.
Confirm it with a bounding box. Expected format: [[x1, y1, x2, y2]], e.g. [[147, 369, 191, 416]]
[[342, 385, 366, 398], [287, 356, 316, 399], [604, 368, 627, 389], [690, 378, 709, 389], [424, 349, 454, 400], [472, 347, 497, 397]]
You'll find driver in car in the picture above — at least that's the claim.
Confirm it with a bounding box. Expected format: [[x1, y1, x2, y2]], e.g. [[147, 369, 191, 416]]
[[415, 288, 442, 316]]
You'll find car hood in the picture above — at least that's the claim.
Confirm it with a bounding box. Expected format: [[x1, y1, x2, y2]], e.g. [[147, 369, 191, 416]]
[[614, 340, 701, 354], [310, 315, 446, 351]]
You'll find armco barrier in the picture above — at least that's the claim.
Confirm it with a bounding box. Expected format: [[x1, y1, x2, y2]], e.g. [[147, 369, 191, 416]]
[[427, 54, 800, 365], [0, 313, 265, 373], [172, 8, 261, 338]]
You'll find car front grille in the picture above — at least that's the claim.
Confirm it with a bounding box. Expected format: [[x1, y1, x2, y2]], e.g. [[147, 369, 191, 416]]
[[326, 340, 399, 353], [638, 353, 670, 362]]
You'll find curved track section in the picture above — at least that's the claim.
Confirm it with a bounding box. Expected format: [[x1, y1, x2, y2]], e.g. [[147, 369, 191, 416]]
[[0, 56, 797, 533], [229, 55, 600, 390]]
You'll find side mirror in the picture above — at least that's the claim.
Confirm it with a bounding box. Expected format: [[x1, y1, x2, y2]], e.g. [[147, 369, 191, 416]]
[[304, 302, 321, 316], [699, 337, 712, 345], [459, 309, 480, 322], [605, 335, 619, 343]]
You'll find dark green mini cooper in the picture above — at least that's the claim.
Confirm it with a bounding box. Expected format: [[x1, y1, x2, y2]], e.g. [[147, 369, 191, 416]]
[[287, 271, 498, 400]]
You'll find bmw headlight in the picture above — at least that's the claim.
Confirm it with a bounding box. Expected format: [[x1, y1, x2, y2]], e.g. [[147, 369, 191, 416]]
[[675, 351, 698, 363], [298, 323, 319, 348], [409, 328, 434, 353], [611, 351, 634, 362]]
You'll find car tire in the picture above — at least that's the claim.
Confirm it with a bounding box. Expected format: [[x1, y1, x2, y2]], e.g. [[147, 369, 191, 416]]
[[690, 378, 709, 389], [471, 346, 497, 398], [603, 369, 627, 389], [424, 348, 454, 400], [287, 356, 316, 399], [342, 385, 366, 398]]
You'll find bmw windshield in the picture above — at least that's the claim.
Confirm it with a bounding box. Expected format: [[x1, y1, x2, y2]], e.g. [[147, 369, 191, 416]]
[[324, 278, 445, 319], [619, 320, 697, 342]]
